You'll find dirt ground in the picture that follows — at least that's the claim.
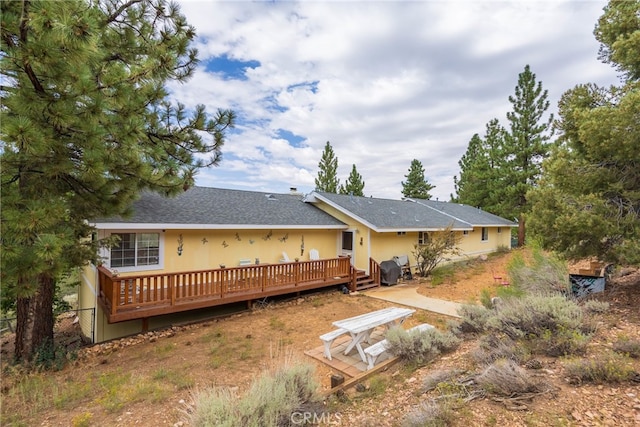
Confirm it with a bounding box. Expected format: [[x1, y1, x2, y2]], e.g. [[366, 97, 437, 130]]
[[2, 249, 639, 426]]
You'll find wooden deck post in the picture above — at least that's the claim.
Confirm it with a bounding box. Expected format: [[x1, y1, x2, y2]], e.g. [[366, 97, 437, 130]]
[[170, 275, 176, 306], [349, 266, 357, 292], [111, 277, 117, 316]]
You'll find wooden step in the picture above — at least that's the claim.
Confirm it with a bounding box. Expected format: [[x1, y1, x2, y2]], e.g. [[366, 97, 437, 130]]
[[357, 282, 379, 291], [355, 274, 379, 291]]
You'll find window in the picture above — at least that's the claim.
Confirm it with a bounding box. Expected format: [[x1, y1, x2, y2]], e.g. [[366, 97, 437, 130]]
[[463, 230, 469, 236], [418, 231, 429, 245], [497, 227, 502, 234], [481, 227, 489, 241], [397, 231, 406, 236], [341, 231, 353, 251], [111, 232, 160, 268]]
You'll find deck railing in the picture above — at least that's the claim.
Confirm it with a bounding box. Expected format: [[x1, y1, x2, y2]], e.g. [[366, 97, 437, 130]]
[[98, 257, 353, 322]]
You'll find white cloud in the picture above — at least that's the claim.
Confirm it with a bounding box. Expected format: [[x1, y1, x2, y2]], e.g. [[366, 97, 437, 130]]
[[174, 0, 619, 201]]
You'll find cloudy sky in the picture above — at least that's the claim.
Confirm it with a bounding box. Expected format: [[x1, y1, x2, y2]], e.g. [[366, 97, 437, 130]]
[[172, 0, 620, 201]]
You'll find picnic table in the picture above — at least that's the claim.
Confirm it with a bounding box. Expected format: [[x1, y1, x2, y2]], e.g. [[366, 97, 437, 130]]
[[330, 306, 415, 363]]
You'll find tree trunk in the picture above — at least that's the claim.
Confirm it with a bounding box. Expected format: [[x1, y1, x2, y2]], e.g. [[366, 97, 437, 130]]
[[14, 274, 55, 361], [518, 214, 526, 247]]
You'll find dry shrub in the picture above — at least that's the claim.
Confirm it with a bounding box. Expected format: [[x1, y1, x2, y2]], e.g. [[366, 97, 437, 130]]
[[386, 326, 461, 366], [564, 352, 637, 384], [531, 326, 590, 357], [402, 398, 455, 427], [613, 338, 640, 358], [186, 360, 318, 427], [421, 369, 464, 393], [487, 294, 583, 339], [455, 304, 492, 334], [476, 359, 547, 397], [485, 294, 591, 357], [507, 244, 571, 295], [581, 300, 610, 314], [471, 333, 529, 365]]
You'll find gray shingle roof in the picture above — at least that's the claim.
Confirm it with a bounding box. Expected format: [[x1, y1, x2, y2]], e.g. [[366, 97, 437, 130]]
[[92, 187, 346, 228], [411, 198, 517, 227], [306, 192, 516, 231]]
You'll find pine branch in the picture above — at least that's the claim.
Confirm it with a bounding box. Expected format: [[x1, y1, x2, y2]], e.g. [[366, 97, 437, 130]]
[[18, 0, 45, 96], [105, 0, 143, 24]]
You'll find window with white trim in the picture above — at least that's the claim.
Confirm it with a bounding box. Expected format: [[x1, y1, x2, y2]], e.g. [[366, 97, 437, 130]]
[[111, 232, 160, 268], [481, 227, 489, 241]]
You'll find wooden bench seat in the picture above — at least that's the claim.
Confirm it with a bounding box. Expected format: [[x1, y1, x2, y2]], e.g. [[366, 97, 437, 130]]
[[319, 328, 349, 360], [364, 323, 434, 370]]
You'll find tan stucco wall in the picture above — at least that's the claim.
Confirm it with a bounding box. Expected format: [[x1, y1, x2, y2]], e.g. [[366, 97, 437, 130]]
[[97, 228, 341, 278], [78, 265, 98, 341], [455, 227, 512, 259], [306, 204, 371, 270], [370, 232, 416, 263], [162, 229, 339, 271]]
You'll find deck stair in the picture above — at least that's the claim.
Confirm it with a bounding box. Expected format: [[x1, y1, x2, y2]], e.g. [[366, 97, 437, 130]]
[[355, 269, 378, 291]]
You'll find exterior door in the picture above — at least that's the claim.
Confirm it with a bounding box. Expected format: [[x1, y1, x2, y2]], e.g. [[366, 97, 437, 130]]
[[341, 230, 354, 265]]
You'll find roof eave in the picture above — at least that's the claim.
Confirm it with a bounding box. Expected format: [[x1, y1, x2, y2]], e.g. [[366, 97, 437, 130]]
[[91, 222, 348, 230]]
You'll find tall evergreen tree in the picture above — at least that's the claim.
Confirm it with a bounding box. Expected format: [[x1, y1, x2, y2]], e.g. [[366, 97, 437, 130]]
[[401, 159, 435, 200], [501, 65, 554, 246], [339, 164, 365, 196], [0, 0, 235, 361], [529, 0, 640, 265], [314, 141, 340, 193], [453, 119, 506, 211]]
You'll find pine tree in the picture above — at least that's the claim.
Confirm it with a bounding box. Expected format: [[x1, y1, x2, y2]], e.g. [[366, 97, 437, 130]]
[[454, 119, 506, 210], [401, 159, 435, 199], [529, 0, 640, 265], [0, 0, 235, 361], [339, 164, 365, 196], [314, 141, 340, 193], [501, 65, 554, 246]]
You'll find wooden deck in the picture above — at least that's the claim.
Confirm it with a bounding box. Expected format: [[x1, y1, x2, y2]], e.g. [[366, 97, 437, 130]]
[[98, 257, 380, 323]]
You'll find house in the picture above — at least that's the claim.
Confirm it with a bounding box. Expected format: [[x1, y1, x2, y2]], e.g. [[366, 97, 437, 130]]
[[79, 187, 515, 342], [304, 191, 515, 270]]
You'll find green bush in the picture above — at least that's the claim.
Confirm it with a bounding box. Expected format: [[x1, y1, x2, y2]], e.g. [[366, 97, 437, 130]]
[[32, 339, 76, 371], [495, 283, 525, 299], [564, 352, 636, 384], [471, 333, 529, 365], [612, 338, 640, 359], [455, 304, 492, 334], [532, 326, 590, 357], [385, 326, 461, 366], [484, 294, 591, 357], [486, 294, 583, 340], [479, 289, 493, 309], [506, 244, 571, 295], [187, 361, 318, 427], [581, 300, 610, 314]]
